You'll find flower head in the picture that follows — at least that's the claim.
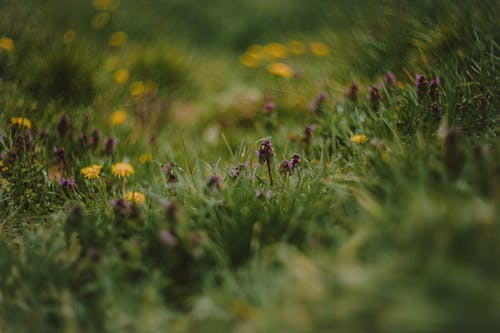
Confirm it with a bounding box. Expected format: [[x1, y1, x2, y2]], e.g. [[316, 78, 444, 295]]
[[103, 137, 118, 156], [109, 109, 127, 126], [80, 164, 103, 180], [59, 177, 76, 188], [257, 140, 275, 164], [309, 41, 330, 56], [416, 74, 428, 102], [0, 37, 15, 52], [111, 162, 134, 178], [429, 76, 440, 102], [384, 71, 397, 87], [125, 191, 145, 205], [345, 81, 359, 101], [11, 117, 31, 129], [279, 159, 294, 176], [351, 134, 368, 145], [267, 62, 294, 78]]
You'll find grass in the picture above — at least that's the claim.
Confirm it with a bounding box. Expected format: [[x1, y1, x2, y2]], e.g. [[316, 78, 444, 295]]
[[0, 0, 499, 332]]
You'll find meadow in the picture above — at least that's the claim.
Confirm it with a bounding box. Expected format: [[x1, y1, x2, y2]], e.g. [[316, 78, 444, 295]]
[[0, 0, 499, 332]]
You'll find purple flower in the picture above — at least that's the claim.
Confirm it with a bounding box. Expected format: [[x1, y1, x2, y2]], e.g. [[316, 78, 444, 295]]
[[429, 76, 440, 102], [103, 137, 118, 156], [345, 81, 359, 101], [303, 124, 316, 145], [207, 174, 222, 191], [368, 85, 381, 112], [160, 230, 178, 248], [59, 177, 76, 188], [257, 140, 275, 164], [230, 162, 248, 180], [279, 159, 294, 175], [57, 114, 71, 137], [290, 153, 301, 168], [416, 74, 428, 102], [38, 128, 49, 140], [309, 91, 329, 114], [87, 248, 101, 261], [384, 71, 397, 87], [90, 129, 101, 151], [53, 146, 66, 160], [255, 190, 272, 200], [263, 100, 276, 114], [162, 162, 178, 183]]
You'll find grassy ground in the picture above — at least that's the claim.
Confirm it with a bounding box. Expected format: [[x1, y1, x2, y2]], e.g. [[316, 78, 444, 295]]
[[1, 0, 499, 332]]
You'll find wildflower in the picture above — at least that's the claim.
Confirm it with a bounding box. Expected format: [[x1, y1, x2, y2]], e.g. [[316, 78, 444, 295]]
[[230, 162, 248, 180], [429, 76, 440, 102], [309, 91, 329, 114], [63, 30, 76, 44], [384, 71, 397, 87], [111, 162, 134, 178], [109, 31, 127, 47], [265, 43, 289, 59], [130, 81, 145, 98], [368, 85, 381, 112], [290, 153, 301, 168], [59, 177, 76, 188], [125, 191, 146, 205], [38, 128, 49, 140], [80, 164, 103, 180], [0, 160, 8, 173], [109, 109, 127, 126], [103, 137, 118, 156], [431, 102, 443, 119], [309, 41, 330, 56], [207, 175, 222, 191], [11, 117, 31, 129], [90, 129, 101, 150], [267, 62, 294, 78], [139, 153, 153, 164], [91, 12, 110, 29], [279, 159, 293, 176], [114, 69, 129, 84], [0, 37, 14, 52], [263, 100, 276, 114], [78, 132, 89, 149], [53, 146, 66, 160], [345, 81, 359, 101], [160, 230, 178, 248], [57, 114, 71, 137], [240, 53, 261, 68], [415, 74, 428, 102], [289, 41, 307, 55], [303, 124, 316, 145], [257, 140, 275, 164], [111, 198, 140, 221], [255, 189, 272, 200], [162, 162, 178, 183], [351, 134, 368, 145]]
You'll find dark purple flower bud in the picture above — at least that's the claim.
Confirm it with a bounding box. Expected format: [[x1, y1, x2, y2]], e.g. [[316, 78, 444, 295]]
[[384, 71, 397, 87], [255, 190, 272, 200], [368, 85, 381, 112], [230, 162, 248, 180], [207, 174, 222, 191], [59, 177, 76, 188], [303, 124, 316, 145], [416, 74, 428, 103], [53, 146, 66, 160], [309, 91, 329, 114], [429, 76, 440, 102], [162, 162, 178, 183], [160, 229, 178, 248], [290, 153, 301, 168], [90, 129, 101, 151], [257, 140, 275, 164], [79, 132, 89, 149], [57, 114, 71, 137], [263, 100, 276, 114], [279, 159, 294, 175], [345, 81, 359, 101], [103, 137, 118, 156]]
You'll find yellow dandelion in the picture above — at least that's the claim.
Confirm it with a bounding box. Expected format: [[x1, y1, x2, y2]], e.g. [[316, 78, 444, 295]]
[[125, 191, 145, 205], [11, 117, 31, 129], [109, 109, 127, 126], [91, 12, 110, 29], [265, 43, 289, 59], [109, 31, 127, 47], [247, 44, 264, 58], [80, 164, 103, 180], [114, 68, 129, 84], [63, 30, 76, 44], [289, 41, 307, 55], [240, 53, 261, 68], [351, 134, 368, 145], [139, 153, 153, 164], [112, 162, 134, 178], [310, 41, 330, 57], [130, 81, 145, 98], [267, 62, 294, 78], [0, 37, 15, 52]]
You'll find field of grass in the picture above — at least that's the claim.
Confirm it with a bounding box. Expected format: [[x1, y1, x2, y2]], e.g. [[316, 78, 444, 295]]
[[1, 0, 499, 332]]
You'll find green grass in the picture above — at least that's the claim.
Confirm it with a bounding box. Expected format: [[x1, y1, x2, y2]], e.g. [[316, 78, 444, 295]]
[[0, 0, 499, 332]]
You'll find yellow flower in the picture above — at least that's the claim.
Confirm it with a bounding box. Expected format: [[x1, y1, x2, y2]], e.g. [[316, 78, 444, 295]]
[[112, 162, 134, 178], [129, 81, 145, 98], [109, 109, 127, 126], [310, 41, 330, 57], [109, 31, 127, 47], [92, 12, 110, 29], [240, 54, 261, 68], [63, 30, 76, 44], [114, 68, 129, 84], [351, 134, 368, 145], [139, 153, 153, 164], [288, 41, 307, 55], [80, 164, 103, 180], [125, 191, 145, 205], [267, 62, 294, 78], [0, 37, 15, 52], [11, 117, 31, 129], [265, 43, 288, 59]]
